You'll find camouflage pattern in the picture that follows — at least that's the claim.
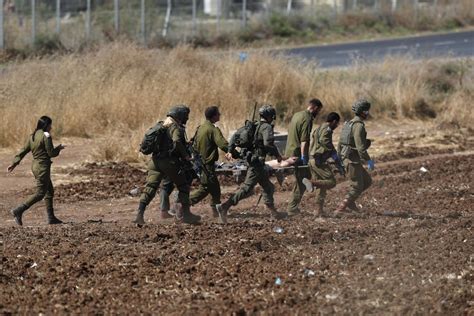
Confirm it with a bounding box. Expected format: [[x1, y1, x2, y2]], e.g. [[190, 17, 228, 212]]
[[228, 120, 280, 206]]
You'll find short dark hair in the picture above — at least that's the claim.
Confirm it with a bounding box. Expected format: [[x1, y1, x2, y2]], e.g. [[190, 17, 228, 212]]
[[205, 106, 220, 120], [326, 112, 340, 122], [308, 98, 323, 108]]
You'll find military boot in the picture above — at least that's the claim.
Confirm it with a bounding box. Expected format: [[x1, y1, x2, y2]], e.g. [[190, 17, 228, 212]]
[[216, 199, 232, 224], [181, 204, 201, 224], [210, 206, 219, 218], [133, 203, 146, 226], [266, 204, 287, 220], [46, 207, 63, 225], [160, 209, 174, 220], [10, 204, 28, 226], [334, 199, 352, 217], [347, 200, 360, 212]]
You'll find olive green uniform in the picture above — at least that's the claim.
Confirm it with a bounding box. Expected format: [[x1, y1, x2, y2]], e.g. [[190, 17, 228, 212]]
[[285, 110, 314, 213], [12, 130, 61, 211], [190, 120, 229, 207], [228, 120, 280, 206], [140, 121, 190, 207], [309, 122, 337, 204], [337, 116, 372, 202]]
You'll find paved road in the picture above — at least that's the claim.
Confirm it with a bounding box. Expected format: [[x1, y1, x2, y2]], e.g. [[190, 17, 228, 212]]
[[283, 30, 474, 67]]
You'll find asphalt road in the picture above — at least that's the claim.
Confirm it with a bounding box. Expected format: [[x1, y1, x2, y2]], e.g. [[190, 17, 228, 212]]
[[283, 30, 474, 67]]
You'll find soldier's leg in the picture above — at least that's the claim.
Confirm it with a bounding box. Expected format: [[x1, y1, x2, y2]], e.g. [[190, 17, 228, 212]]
[[229, 165, 259, 206], [287, 167, 310, 214], [361, 167, 372, 192], [12, 165, 49, 226], [159, 177, 174, 211], [346, 163, 365, 202], [195, 166, 221, 217], [159, 159, 200, 224], [23, 165, 49, 209], [310, 162, 336, 215], [190, 168, 211, 206], [44, 178, 62, 224], [135, 159, 163, 225], [256, 166, 286, 219]]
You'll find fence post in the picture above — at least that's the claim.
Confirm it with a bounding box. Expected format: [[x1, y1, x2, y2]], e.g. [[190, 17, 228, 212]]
[[286, 0, 292, 15], [192, 0, 197, 35], [216, 0, 221, 35], [0, 0, 3, 50], [114, 0, 120, 34], [140, 0, 146, 44], [86, 0, 91, 39], [242, 0, 247, 28], [162, 0, 171, 37], [56, 0, 60, 34], [31, 0, 36, 44]]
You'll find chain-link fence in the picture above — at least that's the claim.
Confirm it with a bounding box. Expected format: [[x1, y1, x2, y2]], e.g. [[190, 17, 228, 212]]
[[0, 0, 471, 49]]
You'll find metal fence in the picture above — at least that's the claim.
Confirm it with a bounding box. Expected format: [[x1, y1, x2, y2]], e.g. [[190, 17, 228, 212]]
[[0, 0, 468, 49]]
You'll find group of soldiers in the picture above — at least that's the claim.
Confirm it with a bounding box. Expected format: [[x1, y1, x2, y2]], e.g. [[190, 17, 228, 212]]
[[134, 98, 374, 226], [7, 99, 374, 226]]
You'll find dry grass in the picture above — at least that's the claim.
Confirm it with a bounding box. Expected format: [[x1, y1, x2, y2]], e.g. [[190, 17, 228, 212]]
[[0, 43, 472, 162]]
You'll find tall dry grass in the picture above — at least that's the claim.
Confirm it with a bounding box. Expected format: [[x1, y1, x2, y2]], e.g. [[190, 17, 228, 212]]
[[0, 43, 472, 162]]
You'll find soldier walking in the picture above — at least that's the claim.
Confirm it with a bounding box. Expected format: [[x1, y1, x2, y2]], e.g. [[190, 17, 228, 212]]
[[302, 112, 344, 216], [189, 106, 230, 218], [335, 99, 374, 214], [134, 105, 201, 225], [7, 116, 65, 226], [217, 105, 286, 223], [286, 98, 323, 216]]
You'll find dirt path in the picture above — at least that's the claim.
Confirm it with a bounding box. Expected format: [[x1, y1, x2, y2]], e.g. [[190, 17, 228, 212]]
[[0, 124, 472, 314]]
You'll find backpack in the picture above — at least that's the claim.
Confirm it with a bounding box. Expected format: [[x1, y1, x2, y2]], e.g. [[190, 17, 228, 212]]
[[139, 121, 167, 155], [229, 120, 258, 150]]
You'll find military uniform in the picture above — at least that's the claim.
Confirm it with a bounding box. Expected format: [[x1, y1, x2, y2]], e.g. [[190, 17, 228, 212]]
[[228, 119, 280, 206], [189, 120, 229, 211], [285, 110, 314, 213], [308, 122, 337, 213], [338, 116, 372, 202], [135, 111, 200, 225], [10, 129, 63, 225]]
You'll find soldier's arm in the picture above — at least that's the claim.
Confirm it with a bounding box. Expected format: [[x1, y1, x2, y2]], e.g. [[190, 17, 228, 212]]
[[12, 139, 31, 165], [320, 128, 335, 152], [170, 126, 191, 160], [213, 127, 229, 153], [300, 117, 311, 156], [353, 123, 371, 161], [44, 133, 61, 158], [262, 124, 282, 159]]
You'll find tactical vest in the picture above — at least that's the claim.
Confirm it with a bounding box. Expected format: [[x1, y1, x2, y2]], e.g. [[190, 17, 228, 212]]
[[339, 120, 363, 160]]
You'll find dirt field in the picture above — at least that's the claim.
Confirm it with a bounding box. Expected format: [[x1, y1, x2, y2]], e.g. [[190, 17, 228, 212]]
[[0, 122, 473, 314]]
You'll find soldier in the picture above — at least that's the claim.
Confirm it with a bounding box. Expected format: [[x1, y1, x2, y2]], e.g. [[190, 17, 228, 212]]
[[335, 99, 374, 214], [7, 116, 65, 226], [134, 105, 201, 225], [217, 105, 286, 223], [302, 112, 344, 216], [285, 98, 323, 216], [190, 106, 230, 217]]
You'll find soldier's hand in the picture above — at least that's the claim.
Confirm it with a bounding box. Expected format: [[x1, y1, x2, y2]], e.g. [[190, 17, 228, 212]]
[[184, 156, 193, 162], [57, 144, 66, 150], [225, 153, 233, 161], [7, 164, 16, 173], [277, 155, 283, 163]]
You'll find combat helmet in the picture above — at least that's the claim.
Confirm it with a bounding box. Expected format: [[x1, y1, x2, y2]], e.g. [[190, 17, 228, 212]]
[[352, 99, 371, 115], [258, 104, 276, 121], [167, 104, 190, 124]]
